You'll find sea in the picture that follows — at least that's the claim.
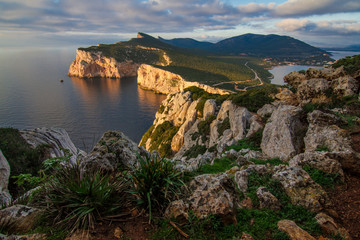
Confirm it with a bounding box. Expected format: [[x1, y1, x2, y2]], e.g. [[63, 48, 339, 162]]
[[0, 47, 166, 151], [0, 48, 358, 150]]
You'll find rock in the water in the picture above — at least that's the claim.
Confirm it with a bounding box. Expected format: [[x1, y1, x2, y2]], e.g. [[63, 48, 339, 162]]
[[256, 187, 281, 211], [0, 205, 41, 234], [0, 150, 11, 206], [261, 105, 307, 161], [166, 173, 239, 223], [278, 219, 316, 240], [272, 165, 328, 212], [315, 212, 351, 240], [20, 127, 84, 164], [80, 131, 146, 172], [289, 152, 344, 181]]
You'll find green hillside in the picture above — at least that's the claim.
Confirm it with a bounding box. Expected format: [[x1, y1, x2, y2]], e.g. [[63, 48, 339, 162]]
[[79, 33, 272, 91]]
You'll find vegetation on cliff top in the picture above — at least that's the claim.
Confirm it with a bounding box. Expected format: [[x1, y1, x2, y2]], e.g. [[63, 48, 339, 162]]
[[79, 33, 274, 91]]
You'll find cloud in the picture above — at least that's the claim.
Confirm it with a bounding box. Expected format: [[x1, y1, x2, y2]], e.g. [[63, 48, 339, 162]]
[[273, 0, 360, 17], [276, 18, 360, 35], [0, 0, 359, 47]]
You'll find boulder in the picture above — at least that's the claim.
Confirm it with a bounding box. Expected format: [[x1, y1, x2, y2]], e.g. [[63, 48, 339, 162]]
[[332, 76, 359, 97], [278, 219, 316, 240], [289, 152, 344, 181], [166, 173, 239, 223], [246, 115, 264, 138], [202, 99, 216, 119], [20, 127, 85, 164], [261, 105, 307, 161], [272, 165, 328, 212], [0, 150, 11, 206], [315, 212, 351, 240], [256, 187, 281, 211], [80, 131, 145, 172], [234, 164, 270, 195], [304, 111, 352, 152], [0, 205, 41, 234], [257, 104, 276, 118], [296, 78, 331, 103]]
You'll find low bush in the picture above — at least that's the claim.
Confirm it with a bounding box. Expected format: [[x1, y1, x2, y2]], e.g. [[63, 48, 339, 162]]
[[40, 164, 131, 232], [129, 155, 184, 221]]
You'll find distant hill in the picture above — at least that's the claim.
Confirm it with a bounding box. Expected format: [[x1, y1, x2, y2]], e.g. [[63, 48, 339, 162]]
[[158, 37, 214, 50], [160, 33, 330, 60], [323, 44, 360, 52]]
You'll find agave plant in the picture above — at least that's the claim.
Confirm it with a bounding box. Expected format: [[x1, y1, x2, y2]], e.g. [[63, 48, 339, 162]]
[[129, 154, 185, 221], [41, 163, 131, 232]]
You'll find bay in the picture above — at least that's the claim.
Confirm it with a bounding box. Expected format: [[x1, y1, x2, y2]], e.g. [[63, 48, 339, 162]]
[[0, 48, 166, 151], [269, 51, 360, 85]]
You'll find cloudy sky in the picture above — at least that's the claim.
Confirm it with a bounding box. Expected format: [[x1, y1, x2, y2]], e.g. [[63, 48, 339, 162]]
[[1, 0, 359, 48]]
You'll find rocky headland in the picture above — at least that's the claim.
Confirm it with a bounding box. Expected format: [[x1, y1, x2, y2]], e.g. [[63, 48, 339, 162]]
[[1, 56, 360, 239]]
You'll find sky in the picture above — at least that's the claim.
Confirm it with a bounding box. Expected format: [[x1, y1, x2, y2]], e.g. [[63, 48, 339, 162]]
[[1, 0, 360, 48]]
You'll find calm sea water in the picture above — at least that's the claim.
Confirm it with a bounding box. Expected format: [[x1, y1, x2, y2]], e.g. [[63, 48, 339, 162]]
[[0, 48, 166, 151], [269, 51, 360, 85]]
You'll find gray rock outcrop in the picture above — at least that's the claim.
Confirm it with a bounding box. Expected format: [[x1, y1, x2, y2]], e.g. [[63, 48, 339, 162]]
[[20, 127, 85, 164], [0, 150, 11, 206], [0, 205, 41, 234], [165, 173, 239, 223], [80, 131, 146, 172], [272, 165, 328, 212], [68, 49, 140, 78], [261, 105, 307, 161]]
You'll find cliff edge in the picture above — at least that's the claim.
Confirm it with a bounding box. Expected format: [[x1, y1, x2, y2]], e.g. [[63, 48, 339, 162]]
[[68, 49, 140, 78]]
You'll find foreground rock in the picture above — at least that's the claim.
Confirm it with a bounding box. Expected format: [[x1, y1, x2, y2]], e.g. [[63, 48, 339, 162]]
[[304, 110, 352, 152], [272, 165, 328, 212], [166, 173, 239, 223], [0, 205, 41, 234], [20, 127, 85, 164], [80, 131, 147, 172], [261, 105, 307, 161], [0, 150, 11, 206], [278, 219, 316, 240]]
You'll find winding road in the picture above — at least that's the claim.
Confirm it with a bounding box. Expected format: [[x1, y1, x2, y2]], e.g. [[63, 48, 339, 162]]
[[212, 61, 263, 91]]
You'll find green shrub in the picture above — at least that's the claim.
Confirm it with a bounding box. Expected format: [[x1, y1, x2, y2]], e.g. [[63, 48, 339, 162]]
[[303, 165, 341, 189], [229, 85, 278, 112], [184, 145, 207, 159], [227, 130, 263, 152], [198, 115, 216, 142], [41, 164, 130, 232], [129, 155, 184, 221], [146, 122, 179, 158], [217, 117, 230, 136], [196, 98, 207, 118], [195, 157, 236, 175], [0, 128, 49, 196], [315, 146, 330, 152]]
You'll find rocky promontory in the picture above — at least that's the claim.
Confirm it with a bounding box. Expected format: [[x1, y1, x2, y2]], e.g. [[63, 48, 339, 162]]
[[137, 64, 232, 95], [68, 49, 140, 78]]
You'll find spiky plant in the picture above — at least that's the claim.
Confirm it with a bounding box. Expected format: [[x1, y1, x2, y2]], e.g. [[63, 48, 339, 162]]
[[129, 154, 184, 221], [41, 163, 131, 232]]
